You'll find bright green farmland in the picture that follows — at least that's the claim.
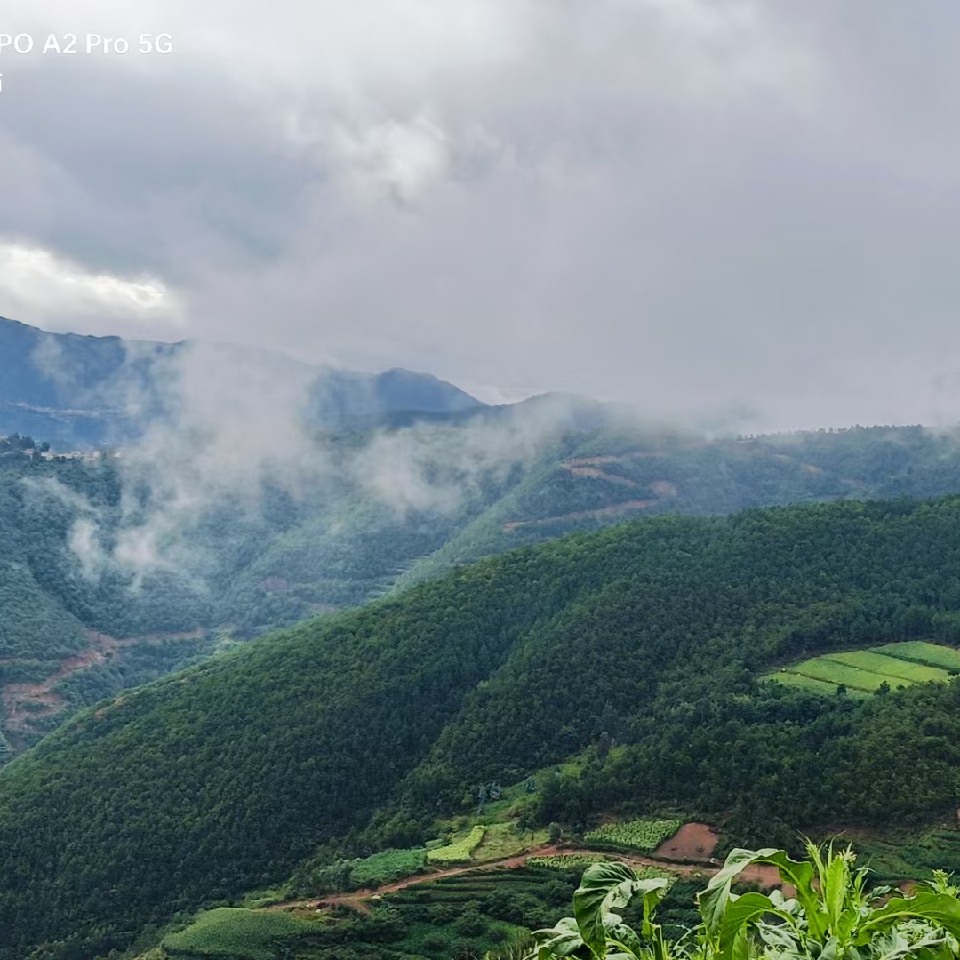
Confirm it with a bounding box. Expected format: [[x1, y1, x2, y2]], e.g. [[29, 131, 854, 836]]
[[788, 659, 896, 691], [767, 642, 960, 696], [427, 825, 486, 864], [583, 818, 681, 851], [162, 908, 312, 960], [772, 672, 871, 698], [349, 847, 427, 885], [528, 853, 610, 869], [875, 641, 960, 671], [822, 650, 949, 683]]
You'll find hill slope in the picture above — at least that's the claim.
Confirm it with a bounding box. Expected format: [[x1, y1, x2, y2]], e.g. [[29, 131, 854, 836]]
[[5, 497, 960, 957], [7, 420, 960, 759], [0, 316, 481, 445]]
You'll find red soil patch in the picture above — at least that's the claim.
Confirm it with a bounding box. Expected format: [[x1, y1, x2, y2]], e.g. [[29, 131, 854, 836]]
[[504, 500, 658, 531], [1, 629, 205, 733], [740, 865, 795, 898], [655, 822, 719, 862], [272, 841, 792, 916], [562, 464, 639, 487], [565, 453, 669, 467]]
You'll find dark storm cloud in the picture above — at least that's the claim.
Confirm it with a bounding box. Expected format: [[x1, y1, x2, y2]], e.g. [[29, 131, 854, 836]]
[[3, 0, 960, 428]]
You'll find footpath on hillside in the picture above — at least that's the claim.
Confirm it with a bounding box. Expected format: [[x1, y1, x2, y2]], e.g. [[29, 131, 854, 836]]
[[269, 831, 787, 916]]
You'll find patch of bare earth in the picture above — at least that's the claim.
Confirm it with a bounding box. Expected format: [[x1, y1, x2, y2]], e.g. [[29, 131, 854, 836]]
[[272, 839, 793, 916], [655, 822, 719, 862], [562, 464, 639, 487], [1, 629, 204, 734], [504, 499, 658, 531]]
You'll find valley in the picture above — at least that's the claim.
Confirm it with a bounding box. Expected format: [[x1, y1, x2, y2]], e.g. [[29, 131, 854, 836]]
[[5, 494, 960, 956], [6, 327, 960, 959], [8, 407, 960, 766]]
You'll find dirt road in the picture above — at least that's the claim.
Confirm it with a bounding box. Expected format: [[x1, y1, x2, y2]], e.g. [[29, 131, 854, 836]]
[[271, 839, 787, 915]]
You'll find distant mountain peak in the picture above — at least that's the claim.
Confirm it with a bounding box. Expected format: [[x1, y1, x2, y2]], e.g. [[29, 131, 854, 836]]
[[0, 316, 484, 445]]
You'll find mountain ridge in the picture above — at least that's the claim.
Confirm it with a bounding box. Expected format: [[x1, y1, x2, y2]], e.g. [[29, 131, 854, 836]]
[[0, 316, 484, 446]]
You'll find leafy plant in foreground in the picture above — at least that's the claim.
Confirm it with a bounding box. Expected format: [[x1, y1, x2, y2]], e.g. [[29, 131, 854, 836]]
[[525, 841, 960, 959]]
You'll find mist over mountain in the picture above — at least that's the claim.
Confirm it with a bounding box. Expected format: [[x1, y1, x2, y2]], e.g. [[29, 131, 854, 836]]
[[7, 323, 960, 958], [0, 316, 482, 447]]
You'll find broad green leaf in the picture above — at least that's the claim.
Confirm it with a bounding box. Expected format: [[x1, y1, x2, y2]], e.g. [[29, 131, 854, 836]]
[[606, 920, 650, 960], [529, 916, 585, 958], [700, 847, 817, 939], [574, 862, 668, 958], [855, 891, 960, 944], [715, 891, 791, 960], [730, 926, 751, 960], [640, 881, 670, 942], [756, 922, 806, 960]]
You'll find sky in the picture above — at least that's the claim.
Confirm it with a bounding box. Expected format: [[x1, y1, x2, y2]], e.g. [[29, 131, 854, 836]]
[[2, 1, 960, 431]]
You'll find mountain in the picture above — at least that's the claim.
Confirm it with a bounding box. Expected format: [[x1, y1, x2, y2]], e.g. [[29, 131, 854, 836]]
[[5, 418, 960, 759], [0, 316, 482, 446], [4, 496, 960, 957]]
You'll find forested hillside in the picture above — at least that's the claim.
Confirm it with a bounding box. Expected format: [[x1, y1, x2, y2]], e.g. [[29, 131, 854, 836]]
[[7, 419, 960, 762], [5, 496, 960, 957]]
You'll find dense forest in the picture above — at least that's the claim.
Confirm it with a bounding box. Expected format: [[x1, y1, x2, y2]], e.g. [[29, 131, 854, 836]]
[[8, 418, 960, 758], [6, 496, 960, 957]]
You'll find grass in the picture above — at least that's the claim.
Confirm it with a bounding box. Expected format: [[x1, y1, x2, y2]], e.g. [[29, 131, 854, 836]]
[[822, 651, 950, 683], [389, 916, 523, 959], [472, 821, 549, 862], [788, 659, 900, 691], [432, 757, 595, 840], [771, 672, 870, 697], [162, 908, 312, 960], [765, 641, 959, 696], [875, 641, 960, 671]]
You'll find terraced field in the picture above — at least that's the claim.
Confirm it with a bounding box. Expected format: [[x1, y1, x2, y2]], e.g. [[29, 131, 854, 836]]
[[878, 641, 960, 671], [767, 641, 960, 696]]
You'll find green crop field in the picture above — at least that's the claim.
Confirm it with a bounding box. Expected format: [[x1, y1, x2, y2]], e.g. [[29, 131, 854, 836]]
[[771, 672, 870, 697], [527, 853, 611, 869], [874, 641, 960, 671], [822, 650, 950, 683], [766, 641, 959, 696], [162, 908, 312, 960], [427, 825, 486, 863], [788, 658, 895, 691], [349, 846, 427, 885], [583, 818, 682, 851]]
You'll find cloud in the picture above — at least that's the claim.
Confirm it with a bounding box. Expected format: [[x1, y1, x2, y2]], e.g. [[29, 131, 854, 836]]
[[0, 243, 181, 331], [348, 393, 583, 514], [21, 476, 111, 581], [24, 347, 588, 585], [2, 1, 960, 428], [325, 115, 452, 205]]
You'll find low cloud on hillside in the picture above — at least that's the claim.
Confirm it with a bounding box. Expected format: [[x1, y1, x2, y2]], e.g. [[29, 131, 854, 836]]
[[3, 2, 960, 429]]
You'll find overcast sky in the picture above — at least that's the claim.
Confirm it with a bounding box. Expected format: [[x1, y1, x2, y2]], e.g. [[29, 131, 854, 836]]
[[1, 1, 960, 430]]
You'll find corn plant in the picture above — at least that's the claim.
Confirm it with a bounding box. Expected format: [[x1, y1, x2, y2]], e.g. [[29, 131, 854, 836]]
[[525, 841, 960, 960]]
